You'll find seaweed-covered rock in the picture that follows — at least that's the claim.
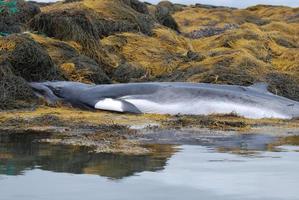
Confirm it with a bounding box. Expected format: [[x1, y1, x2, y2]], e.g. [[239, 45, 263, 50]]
[[185, 24, 239, 39], [30, 8, 101, 43], [0, 34, 62, 81], [267, 72, 299, 102], [122, 0, 149, 14], [29, 0, 155, 73], [0, 0, 40, 33], [60, 56, 111, 84], [157, 1, 184, 14], [0, 60, 35, 110], [113, 62, 146, 82], [155, 3, 179, 32], [31, 34, 111, 84], [30, 0, 155, 41], [198, 64, 258, 86], [183, 50, 205, 62], [194, 3, 236, 10]]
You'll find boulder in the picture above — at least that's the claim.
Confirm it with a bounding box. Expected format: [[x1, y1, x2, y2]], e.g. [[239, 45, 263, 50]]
[[0, 0, 40, 33], [0, 59, 35, 110], [0, 34, 62, 81], [155, 3, 179, 32]]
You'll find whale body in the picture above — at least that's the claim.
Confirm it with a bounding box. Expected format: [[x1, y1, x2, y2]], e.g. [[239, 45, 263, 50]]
[[29, 81, 299, 119]]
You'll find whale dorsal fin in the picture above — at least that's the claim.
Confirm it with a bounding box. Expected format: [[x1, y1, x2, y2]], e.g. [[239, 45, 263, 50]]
[[248, 82, 269, 93]]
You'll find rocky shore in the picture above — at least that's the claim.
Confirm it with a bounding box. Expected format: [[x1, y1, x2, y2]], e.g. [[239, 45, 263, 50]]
[[0, 107, 298, 154]]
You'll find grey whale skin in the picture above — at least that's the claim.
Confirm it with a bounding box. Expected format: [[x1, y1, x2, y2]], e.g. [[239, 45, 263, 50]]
[[29, 81, 299, 119]]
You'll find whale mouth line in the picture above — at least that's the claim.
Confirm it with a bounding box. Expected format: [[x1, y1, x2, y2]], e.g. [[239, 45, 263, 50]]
[[29, 82, 63, 104], [45, 85, 63, 98]]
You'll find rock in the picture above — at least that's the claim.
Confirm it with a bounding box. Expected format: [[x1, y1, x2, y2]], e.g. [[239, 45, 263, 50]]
[[185, 24, 239, 39], [287, 13, 299, 23], [273, 37, 298, 48], [122, 0, 149, 14], [193, 3, 236, 10], [155, 3, 179, 32], [183, 50, 205, 62], [157, 1, 184, 14], [113, 62, 146, 83], [31, 34, 111, 84], [30, 0, 155, 41], [267, 72, 299, 102], [0, 0, 40, 34], [60, 56, 111, 84], [0, 34, 62, 81], [0, 59, 36, 110]]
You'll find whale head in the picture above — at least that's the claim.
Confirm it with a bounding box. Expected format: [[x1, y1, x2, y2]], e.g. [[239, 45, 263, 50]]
[[29, 81, 91, 105]]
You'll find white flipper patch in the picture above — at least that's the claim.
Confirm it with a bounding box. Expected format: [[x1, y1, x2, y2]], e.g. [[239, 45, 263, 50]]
[[94, 98, 141, 113], [95, 98, 124, 112]]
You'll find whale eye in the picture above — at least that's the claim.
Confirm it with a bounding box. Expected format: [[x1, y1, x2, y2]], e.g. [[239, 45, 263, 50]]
[[47, 86, 62, 97], [53, 87, 62, 96]]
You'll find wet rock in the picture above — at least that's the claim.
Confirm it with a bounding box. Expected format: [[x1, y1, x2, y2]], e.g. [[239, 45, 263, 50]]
[[183, 50, 205, 62], [193, 3, 236, 10], [242, 15, 269, 26], [113, 62, 146, 83], [60, 56, 111, 84], [30, 1, 155, 40], [122, 0, 149, 14], [0, 60, 36, 110], [157, 1, 184, 14], [0, 34, 62, 81], [30, 8, 102, 42], [158, 66, 205, 82], [155, 3, 179, 32], [267, 72, 299, 102], [0, 0, 40, 34], [273, 37, 298, 48], [287, 13, 299, 23], [185, 24, 239, 39], [31, 34, 111, 84]]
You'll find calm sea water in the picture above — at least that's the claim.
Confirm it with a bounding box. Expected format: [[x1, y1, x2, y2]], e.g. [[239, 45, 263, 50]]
[[0, 133, 299, 200]]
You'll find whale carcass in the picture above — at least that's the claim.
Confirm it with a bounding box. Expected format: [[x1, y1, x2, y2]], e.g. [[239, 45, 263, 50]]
[[29, 81, 299, 119]]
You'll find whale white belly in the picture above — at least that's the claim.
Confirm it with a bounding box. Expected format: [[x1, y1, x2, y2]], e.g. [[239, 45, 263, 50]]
[[124, 98, 290, 119]]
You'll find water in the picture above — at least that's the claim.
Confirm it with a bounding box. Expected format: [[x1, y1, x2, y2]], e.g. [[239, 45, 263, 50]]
[[0, 133, 299, 200]]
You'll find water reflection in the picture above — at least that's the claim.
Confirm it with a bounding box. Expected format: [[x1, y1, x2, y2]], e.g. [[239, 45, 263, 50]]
[[0, 132, 299, 179], [0, 134, 175, 179], [215, 134, 299, 155], [1, 132, 299, 200], [141, 129, 299, 155]]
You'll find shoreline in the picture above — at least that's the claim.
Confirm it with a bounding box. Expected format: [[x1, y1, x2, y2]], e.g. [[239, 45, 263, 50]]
[[1, 106, 299, 155]]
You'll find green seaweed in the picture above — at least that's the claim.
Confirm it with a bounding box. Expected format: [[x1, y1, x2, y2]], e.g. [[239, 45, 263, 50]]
[[0, 0, 18, 14], [0, 32, 10, 36]]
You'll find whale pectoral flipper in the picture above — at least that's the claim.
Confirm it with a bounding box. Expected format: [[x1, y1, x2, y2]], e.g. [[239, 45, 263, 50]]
[[94, 98, 142, 114]]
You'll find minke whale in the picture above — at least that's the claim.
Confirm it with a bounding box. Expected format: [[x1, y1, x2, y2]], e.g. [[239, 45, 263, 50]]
[[29, 81, 299, 119]]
